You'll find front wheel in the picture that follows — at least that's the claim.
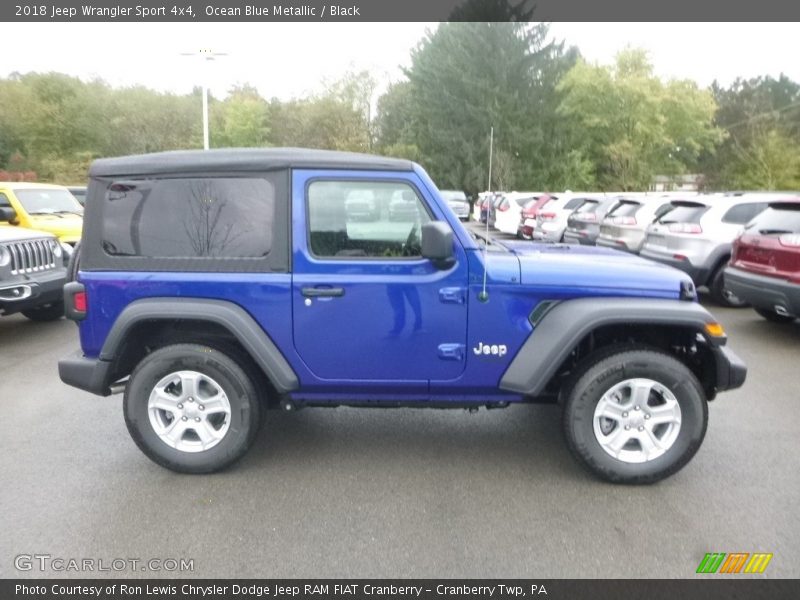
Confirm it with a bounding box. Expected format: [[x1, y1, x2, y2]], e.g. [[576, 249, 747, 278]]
[[124, 344, 261, 473], [562, 348, 708, 484]]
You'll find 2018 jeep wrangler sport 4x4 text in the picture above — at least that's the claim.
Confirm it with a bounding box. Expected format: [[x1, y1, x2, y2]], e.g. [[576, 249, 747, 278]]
[[58, 149, 746, 483]]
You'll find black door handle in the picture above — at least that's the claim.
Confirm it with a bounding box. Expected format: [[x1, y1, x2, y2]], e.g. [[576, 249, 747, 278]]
[[301, 287, 345, 298]]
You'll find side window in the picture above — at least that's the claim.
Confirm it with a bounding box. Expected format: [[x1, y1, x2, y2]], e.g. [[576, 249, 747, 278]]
[[722, 202, 767, 225], [308, 180, 431, 259], [101, 177, 275, 258], [0, 192, 11, 208]]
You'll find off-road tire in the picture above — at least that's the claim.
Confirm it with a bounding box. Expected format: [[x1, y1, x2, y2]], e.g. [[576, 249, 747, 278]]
[[562, 347, 708, 484], [124, 343, 261, 474]]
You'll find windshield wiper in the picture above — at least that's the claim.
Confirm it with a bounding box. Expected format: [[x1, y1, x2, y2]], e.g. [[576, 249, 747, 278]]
[[29, 210, 64, 217], [758, 228, 792, 235]]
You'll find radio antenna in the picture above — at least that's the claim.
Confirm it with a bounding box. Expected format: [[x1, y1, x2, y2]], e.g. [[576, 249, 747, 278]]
[[478, 127, 493, 303]]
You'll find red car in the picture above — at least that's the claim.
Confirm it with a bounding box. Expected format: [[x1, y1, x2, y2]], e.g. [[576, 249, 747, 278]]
[[724, 198, 800, 323], [516, 193, 555, 240]]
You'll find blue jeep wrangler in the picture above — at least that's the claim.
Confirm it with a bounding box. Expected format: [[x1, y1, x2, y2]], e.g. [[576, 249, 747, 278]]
[[58, 149, 746, 482]]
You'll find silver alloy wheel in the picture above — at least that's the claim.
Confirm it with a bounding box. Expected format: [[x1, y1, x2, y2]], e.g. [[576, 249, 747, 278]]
[[592, 378, 682, 464], [147, 370, 232, 453]]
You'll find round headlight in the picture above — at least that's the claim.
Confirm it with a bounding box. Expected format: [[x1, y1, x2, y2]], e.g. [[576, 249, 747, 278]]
[[0, 245, 10, 267], [61, 242, 73, 261], [48, 238, 63, 259]]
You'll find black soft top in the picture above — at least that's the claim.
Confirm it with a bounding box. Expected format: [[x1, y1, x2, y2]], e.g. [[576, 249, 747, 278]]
[[89, 147, 415, 177]]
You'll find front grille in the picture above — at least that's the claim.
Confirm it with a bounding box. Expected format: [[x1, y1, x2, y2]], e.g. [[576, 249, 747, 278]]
[[4, 239, 57, 275]]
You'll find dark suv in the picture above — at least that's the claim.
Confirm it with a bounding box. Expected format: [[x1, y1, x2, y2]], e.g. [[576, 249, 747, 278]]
[[59, 149, 746, 483]]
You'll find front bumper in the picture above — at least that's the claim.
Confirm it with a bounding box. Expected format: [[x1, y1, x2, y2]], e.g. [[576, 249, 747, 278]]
[[712, 344, 747, 393], [724, 266, 800, 317], [0, 269, 66, 315]]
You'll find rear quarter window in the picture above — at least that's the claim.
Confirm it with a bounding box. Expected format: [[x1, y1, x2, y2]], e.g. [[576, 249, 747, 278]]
[[101, 177, 275, 259]]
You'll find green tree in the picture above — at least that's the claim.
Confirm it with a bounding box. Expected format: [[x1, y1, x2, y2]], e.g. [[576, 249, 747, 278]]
[[397, 22, 577, 195], [557, 49, 723, 190], [268, 71, 374, 152], [212, 84, 270, 148], [730, 128, 800, 190], [701, 75, 800, 189]]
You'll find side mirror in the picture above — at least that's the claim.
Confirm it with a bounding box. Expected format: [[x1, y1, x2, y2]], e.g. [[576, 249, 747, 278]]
[[0, 207, 17, 223], [421, 221, 455, 269]]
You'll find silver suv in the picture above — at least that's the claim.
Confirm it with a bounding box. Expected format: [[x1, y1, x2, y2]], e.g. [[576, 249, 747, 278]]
[[639, 195, 773, 306], [562, 196, 618, 245], [597, 196, 674, 254], [531, 194, 598, 243], [440, 190, 470, 221]]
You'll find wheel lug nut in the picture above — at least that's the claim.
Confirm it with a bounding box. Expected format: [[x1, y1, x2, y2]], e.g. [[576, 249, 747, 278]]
[[189, 398, 194, 403], [622, 412, 628, 418], [177, 403, 183, 409], [634, 406, 640, 411], [644, 414, 651, 420], [638, 426, 644, 431], [624, 425, 630, 430], [199, 405, 205, 411], [195, 417, 201, 422], [181, 416, 188, 421]]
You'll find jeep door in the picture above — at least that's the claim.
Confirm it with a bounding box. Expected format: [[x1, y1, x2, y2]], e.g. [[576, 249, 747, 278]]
[[291, 170, 469, 389]]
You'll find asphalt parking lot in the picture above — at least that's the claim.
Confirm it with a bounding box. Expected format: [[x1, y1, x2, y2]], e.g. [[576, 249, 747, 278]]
[[1, 291, 798, 578]]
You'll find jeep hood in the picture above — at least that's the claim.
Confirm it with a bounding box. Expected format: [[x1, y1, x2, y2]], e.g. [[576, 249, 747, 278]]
[[0, 224, 58, 242], [510, 243, 692, 297], [25, 214, 82, 242]]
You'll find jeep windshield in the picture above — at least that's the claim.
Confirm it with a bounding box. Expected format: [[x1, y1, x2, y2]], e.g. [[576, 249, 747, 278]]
[[15, 189, 83, 215]]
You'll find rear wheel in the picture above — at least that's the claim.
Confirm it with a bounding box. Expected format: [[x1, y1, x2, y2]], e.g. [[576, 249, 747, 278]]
[[562, 348, 707, 484], [124, 343, 261, 473], [709, 264, 748, 307], [754, 307, 795, 323]]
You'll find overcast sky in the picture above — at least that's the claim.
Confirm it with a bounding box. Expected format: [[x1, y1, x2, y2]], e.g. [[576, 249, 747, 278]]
[[2, 22, 798, 101]]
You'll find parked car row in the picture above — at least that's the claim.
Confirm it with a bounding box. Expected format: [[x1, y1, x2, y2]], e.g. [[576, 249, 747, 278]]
[[0, 182, 84, 321], [476, 188, 799, 316]]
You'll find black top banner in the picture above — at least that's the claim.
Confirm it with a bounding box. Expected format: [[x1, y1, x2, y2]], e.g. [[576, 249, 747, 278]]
[[2, 0, 800, 22]]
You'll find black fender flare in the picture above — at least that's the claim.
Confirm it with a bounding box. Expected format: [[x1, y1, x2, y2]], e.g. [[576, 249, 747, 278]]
[[100, 298, 299, 393], [499, 297, 730, 396]]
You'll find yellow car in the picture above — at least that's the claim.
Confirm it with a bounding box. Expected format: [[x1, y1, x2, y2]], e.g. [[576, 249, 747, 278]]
[[0, 182, 83, 245]]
